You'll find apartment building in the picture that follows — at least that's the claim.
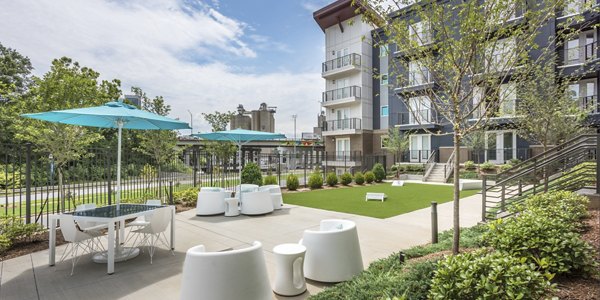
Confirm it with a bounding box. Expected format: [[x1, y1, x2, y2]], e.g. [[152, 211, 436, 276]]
[[313, 0, 378, 175], [314, 0, 600, 173]]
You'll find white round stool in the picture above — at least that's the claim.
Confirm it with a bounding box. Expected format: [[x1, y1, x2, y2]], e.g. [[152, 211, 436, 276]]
[[224, 198, 240, 217], [272, 243, 307, 296]]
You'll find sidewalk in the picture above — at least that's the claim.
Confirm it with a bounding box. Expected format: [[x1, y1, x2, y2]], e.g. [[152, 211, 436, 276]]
[[0, 193, 483, 300]]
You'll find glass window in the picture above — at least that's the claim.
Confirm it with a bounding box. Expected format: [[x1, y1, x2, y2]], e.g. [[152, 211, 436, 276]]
[[379, 44, 388, 57], [408, 60, 429, 85], [566, 39, 580, 64], [409, 21, 431, 45], [380, 73, 388, 85], [486, 37, 515, 72], [381, 106, 389, 117]]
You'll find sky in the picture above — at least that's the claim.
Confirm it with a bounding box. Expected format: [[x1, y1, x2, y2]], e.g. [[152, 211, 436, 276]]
[[0, 0, 335, 137]]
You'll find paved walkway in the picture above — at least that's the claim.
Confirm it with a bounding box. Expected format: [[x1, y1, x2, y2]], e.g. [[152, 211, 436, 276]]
[[0, 193, 483, 300]]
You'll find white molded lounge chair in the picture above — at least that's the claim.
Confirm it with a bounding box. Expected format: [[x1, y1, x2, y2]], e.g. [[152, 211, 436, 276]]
[[180, 241, 272, 300], [259, 184, 283, 210], [196, 191, 227, 216], [300, 219, 363, 282], [240, 191, 274, 215]]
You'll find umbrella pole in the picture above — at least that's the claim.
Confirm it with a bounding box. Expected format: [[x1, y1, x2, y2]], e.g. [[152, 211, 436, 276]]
[[238, 143, 242, 198], [116, 121, 123, 209]]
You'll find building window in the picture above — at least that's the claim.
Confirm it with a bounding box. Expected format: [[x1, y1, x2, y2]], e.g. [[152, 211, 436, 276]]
[[409, 21, 431, 45], [563, 0, 592, 15], [486, 37, 515, 72], [381, 106, 389, 117], [380, 73, 389, 85], [408, 60, 430, 86], [379, 44, 388, 57], [381, 136, 389, 149], [408, 96, 431, 124]]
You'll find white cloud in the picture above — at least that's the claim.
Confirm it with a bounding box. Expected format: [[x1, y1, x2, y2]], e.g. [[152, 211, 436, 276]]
[[0, 0, 323, 136]]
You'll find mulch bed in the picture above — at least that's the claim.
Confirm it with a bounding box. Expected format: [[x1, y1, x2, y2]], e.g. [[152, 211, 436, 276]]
[[0, 230, 67, 261], [550, 209, 600, 300]]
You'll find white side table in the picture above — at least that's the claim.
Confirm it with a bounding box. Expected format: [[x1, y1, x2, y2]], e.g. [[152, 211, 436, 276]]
[[272, 243, 307, 296], [224, 198, 240, 217]]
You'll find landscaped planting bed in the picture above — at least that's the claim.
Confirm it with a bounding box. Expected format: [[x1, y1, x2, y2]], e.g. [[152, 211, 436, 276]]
[[310, 191, 600, 299]]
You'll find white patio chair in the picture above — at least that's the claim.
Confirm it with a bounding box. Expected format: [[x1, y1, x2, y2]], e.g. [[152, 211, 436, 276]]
[[58, 214, 104, 276], [196, 191, 227, 216], [180, 241, 271, 300], [200, 187, 225, 192], [75, 203, 107, 231], [129, 207, 173, 264], [259, 185, 283, 210], [240, 191, 274, 215], [126, 199, 163, 228], [300, 219, 363, 282]]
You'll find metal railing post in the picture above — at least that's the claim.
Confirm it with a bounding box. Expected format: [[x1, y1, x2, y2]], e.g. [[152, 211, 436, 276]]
[[501, 183, 506, 212], [169, 181, 174, 205], [25, 143, 32, 224], [431, 201, 438, 244], [277, 153, 281, 187], [304, 152, 308, 188], [482, 176, 487, 221]]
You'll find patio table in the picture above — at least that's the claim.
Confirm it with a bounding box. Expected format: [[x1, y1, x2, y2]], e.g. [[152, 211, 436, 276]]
[[48, 204, 176, 274]]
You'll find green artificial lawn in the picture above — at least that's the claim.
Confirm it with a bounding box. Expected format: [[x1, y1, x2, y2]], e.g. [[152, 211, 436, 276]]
[[283, 183, 479, 219]]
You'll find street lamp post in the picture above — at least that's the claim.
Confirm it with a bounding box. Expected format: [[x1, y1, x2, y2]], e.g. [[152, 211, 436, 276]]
[[292, 114, 297, 170], [187, 110, 193, 135]]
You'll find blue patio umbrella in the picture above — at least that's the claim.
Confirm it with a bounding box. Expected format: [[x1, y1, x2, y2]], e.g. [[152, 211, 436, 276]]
[[194, 129, 285, 193], [21, 100, 190, 208]]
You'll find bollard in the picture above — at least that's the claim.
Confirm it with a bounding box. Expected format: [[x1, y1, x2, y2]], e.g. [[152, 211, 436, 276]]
[[398, 251, 406, 264], [431, 201, 438, 244]]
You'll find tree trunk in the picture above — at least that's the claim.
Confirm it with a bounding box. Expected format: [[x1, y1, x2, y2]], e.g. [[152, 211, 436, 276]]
[[58, 168, 64, 213], [452, 132, 461, 255]]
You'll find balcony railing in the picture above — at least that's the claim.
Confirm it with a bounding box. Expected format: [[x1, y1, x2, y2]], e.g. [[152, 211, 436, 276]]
[[393, 109, 440, 126], [578, 95, 599, 113], [562, 41, 597, 65], [324, 118, 362, 132], [322, 86, 361, 103], [322, 53, 361, 73], [324, 151, 363, 162], [469, 148, 533, 164], [562, 0, 599, 16]]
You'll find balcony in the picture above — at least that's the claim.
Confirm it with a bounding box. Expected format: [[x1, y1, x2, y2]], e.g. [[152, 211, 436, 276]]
[[560, 0, 599, 18], [392, 110, 442, 130], [560, 41, 597, 67], [321, 53, 361, 79], [323, 151, 363, 167], [322, 118, 362, 136], [394, 71, 435, 94], [578, 95, 599, 113], [321, 86, 361, 107]]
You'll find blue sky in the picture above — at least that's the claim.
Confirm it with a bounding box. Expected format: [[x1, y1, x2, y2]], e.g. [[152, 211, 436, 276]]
[[0, 0, 335, 136]]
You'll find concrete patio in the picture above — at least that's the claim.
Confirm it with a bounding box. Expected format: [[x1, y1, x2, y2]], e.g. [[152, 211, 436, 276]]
[[0, 193, 483, 300]]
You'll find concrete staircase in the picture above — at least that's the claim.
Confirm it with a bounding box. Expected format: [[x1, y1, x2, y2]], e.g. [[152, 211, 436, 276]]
[[424, 163, 447, 183]]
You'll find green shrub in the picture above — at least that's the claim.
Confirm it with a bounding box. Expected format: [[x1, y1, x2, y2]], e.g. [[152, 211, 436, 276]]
[[484, 210, 596, 275], [263, 175, 277, 185], [372, 163, 386, 182], [512, 191, 589, 227], [286, 174, 299, 191], [404, 164, 425, 174], [173, 187, 199, 206], [463, 160, 476, 170], [391, 164, 398, 172], [0, 216, 46, 254], [508, 158, 521, 165], [354, 172, 365, 185], [364, 171, 375, 183], [0, 165, 23, 189], [340, 172, 352, 186], [499, 164, 512, 172], [308, 171, 323, 189], [404, 225, 487, 259], [479, 161, 496, 171], [458, 171, 478, 180], [241, 162, 262, 186], [429, 249, 552, 300], [325, 172, 338, 187]]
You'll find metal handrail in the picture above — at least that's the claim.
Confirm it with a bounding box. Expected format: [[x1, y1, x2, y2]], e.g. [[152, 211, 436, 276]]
[[444, 149, 456, 183], [422, 150, 437, 181]]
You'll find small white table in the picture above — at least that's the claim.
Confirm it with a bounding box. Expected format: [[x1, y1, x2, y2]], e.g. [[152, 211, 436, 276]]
[[49, 204, 175, 274], [224, 198, 240, 217], [272, 243, 307, 296]]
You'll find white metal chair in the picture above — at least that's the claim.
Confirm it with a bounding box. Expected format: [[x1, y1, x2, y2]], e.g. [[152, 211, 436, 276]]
[[259, 185, 283, 210], [59, 214, 104, 276], [240, 191, 274, 215], [129, 207, 173, 264], [300, 219, 363, 282], [180, 241, 272, 300], [196, 191, 227, 216], [126, 200, 163, 228]]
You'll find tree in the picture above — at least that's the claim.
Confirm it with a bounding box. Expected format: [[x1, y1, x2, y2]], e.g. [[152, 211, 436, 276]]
[[14, 57, 121, 211], [516, 62, 589, 190], [383, 127, 410, 163], [0, 43, 34, 144], [361, 0, 583, 254], [132, 87, 180, 197], [202, 111, 237, 186]]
